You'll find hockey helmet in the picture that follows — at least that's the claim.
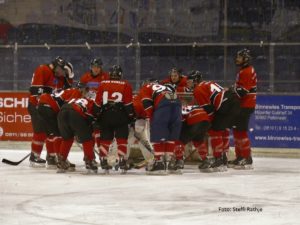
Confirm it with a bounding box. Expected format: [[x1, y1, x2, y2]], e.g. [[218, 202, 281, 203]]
[[52, 56, 66, 68], [188, 70, 203, 84], [236, 48, 252, 67], [109, 65, 123, 80], [90, 58, 103, 68]]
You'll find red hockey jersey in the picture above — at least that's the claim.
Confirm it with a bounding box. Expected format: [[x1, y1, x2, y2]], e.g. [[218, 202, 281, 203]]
[[234, 65, 257, 108], [70, 97, 96, 119], [182, 105, 210, 125], [139, 83, 176, 118], [80, 71, 109, 99], [161, 75, 188, 92], [39, 88, 82, 113], [133, 94, 147, 119], [29, 64, 73, 106], [193, 81, 225, 115], [95, 80, 133, 108]]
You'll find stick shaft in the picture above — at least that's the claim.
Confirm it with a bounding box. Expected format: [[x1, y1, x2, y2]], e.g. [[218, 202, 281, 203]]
[[2, 153, 31, 166]]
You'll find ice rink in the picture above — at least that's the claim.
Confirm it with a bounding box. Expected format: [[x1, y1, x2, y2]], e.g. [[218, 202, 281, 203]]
[[0, 149, 299, 225]]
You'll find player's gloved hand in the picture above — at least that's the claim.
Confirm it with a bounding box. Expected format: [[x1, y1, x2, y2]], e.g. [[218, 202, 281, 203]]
[[228, 85, 235, 94]]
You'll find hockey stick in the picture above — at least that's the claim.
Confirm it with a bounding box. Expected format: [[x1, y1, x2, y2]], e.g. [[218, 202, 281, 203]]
[[183, 148, 198, 162], [133, 132, 154, 154], [2, 153, 31, 166]]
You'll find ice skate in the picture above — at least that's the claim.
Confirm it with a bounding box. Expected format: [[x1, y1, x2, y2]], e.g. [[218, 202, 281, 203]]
[[66, 159, 76, 172], [85, 159, 98, 174], [57, 157, 71, 173], [119, 157, 130, 174], [29, 152, 46, 168], [146, 160, 167, 175], [227, 156, 243, 168], [100, 158, 112, 174], [222, 152, 228, 167], [233, 157, 253, 170], [211, 157, 227, 172], [167, 158, 183, 174], [198, 158, 213, 173], [46, 154, 58, 169]]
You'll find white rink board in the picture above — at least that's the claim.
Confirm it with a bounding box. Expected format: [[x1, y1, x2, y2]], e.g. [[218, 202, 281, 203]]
[[0, 149, 299, 225]]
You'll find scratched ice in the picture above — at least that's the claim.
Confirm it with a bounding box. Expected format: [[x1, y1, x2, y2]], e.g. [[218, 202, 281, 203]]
[[0, 149, 299, 225]]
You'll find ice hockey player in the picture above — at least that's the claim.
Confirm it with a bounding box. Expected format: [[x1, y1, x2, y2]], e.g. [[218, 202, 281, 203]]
[[94, 65, 135, 173], [127, 79, 158, 168], [192, 70, 240, 172], [37, 78, 88, 169], [228, 48, 257, 169], [180, 103, 211, 171], [80, 58, 109, 148], [139, 79, 182, 173], [28, 56, 73, 167], [80, 58, 109, 100], [161, 68, 188, 92], [57, 94, 98, 173]]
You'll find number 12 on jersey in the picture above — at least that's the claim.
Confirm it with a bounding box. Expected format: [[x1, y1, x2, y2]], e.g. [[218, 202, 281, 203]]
[[102, 91, 123, 104]]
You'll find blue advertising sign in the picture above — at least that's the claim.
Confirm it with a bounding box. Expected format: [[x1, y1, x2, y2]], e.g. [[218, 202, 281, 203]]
[[249, 95, 300, 148]]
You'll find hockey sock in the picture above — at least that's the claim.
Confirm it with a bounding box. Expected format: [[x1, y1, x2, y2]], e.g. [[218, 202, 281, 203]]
[[165, 141, 175, 154], [193, 140, 208, 160], [59, 138, 74, 160], [82, 140, 95, 161], [116, 138, 128, 158], [53, 136, 62, 154], [222, 128, 230, 153], [46, 137, 55, 155], [153, 142, 165, 160], [31, 132, 47, 155], [233, 130, 251, 158], [233, 129, 242, 157], [98, 140, 111, 158], [93, 130, 101, 147], [174, 141, 184, 160], [208, 130, 224, 158]]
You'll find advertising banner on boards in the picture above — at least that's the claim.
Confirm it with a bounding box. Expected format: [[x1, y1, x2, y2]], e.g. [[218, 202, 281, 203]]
[[249, 95, 300, 148], [0, 92, 33, 141], [0, 92, 299, 149]]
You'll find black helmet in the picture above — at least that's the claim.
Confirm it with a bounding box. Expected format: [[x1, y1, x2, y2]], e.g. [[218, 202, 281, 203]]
[[52, 56, 66, 68], [236, 48, 251, 67], [109, 65, 123, 80], [90, 58, 103, 68], [188, 70, 203, 83]]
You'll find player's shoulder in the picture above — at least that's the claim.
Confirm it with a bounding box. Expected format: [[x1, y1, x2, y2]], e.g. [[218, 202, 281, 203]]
[[34, 64, 53, 78], [240, 65, 255, 74], [36, 64, 51, 72], [180, 75, 188, 82], [80, 72, 92, 81]]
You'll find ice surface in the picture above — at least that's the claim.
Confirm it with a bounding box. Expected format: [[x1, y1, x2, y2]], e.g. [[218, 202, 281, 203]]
[[0, 149, 299, 225]]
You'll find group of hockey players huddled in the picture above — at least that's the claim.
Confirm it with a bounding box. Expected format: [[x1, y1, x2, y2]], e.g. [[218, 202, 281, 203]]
[[27, 48, 257, 174]]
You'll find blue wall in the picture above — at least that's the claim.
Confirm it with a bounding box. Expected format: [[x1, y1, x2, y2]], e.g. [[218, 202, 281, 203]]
[[249, 95, 300, 148]]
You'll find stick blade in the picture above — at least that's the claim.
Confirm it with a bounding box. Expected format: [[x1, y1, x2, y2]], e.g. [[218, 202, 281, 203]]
[[2, 158, 20, 166]]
